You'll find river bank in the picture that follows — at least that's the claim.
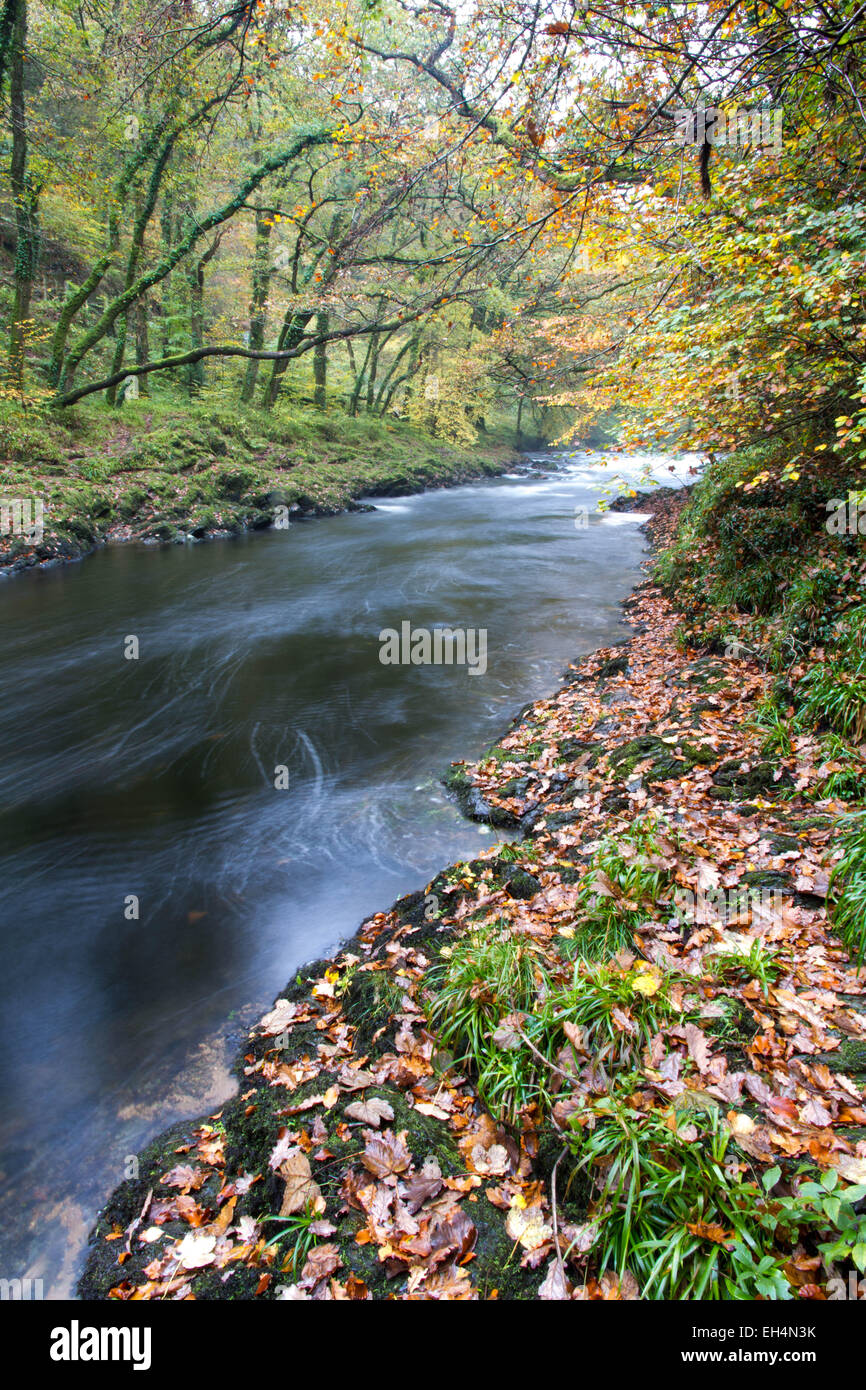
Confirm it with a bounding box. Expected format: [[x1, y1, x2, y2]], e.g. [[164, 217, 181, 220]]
[[0, 399, 519, 576], [78, 476, 866, 1302]]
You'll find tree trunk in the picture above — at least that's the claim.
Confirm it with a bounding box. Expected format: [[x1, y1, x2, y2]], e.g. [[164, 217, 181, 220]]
[[186, 230, 221, 398], [241, 206, 272, 403], [344, 338, 357, 411], [365, 331, 379, 412], [187, 265, 204, 397], [262, 309, 313, 408], [7, 0, 39, 392], [349, 336, 374, 417], [159, 196, 174, 357], [313, 312, 327, 408], [134, 298, 150, 397]]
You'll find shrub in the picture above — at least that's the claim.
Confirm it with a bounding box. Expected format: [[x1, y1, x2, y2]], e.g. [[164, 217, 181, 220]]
[[828, 811, 866, 966], [535, 959, 692, 1071], [568, 814, 676, 961], [425, 924, 551, 1123]]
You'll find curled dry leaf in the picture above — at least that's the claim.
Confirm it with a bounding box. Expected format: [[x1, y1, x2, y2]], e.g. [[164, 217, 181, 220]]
[[597, 1269, 641, 1300], [258, 1000, 298, 1036], [538, 1258, 570, 1300], [413, 1100, 451, 1120], [561, 1221, 599, 1257], [344, 1097, 395, 1128], [686, 1221, 734, 1246], [300, 1243, 342, 1288], [506, 1202, 553, 1251], [337, 1066, 376, 1092], [563, 1020, 588, 1054], [492, 1013, 526, 1050], [279, 1150, 326, 1216], [160, 1165, 207, 1194], [402, 1158, 444, 1213], [429, 1208, 477, 1262], [362, 1128, 412, 1179], [834, 1154, 866, 1184], [684, 1022, 713, 1073], [176, 1233, 217, 1270]]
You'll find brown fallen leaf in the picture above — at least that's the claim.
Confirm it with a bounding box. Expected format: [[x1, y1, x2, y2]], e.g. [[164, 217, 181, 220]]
[[279, 1151, 326, 1216], [684, 1022, 713, 1073], [344, 1097, 395, 1128], [429, 1208, 477, 1262], [160, 1165, 207, 1194], [299, 1243, 342, 1288], [361, 1128, 412, 1179], [506, 1202, 553, 1251], [538, 1259, 570, 1300], [686, 1221, 733, 1246], [402, 1158, 444, 1213]]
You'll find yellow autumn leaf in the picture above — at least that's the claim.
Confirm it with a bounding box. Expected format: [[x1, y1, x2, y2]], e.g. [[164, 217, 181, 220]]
[[631, 964, 662, 996]]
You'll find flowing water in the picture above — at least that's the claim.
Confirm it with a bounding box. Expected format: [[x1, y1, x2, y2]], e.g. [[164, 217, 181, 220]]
[[0, 447, 691, 1296]]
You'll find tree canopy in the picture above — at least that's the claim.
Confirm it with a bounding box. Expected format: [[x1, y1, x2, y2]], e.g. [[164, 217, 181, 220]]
[[1, 1, 864, 459]]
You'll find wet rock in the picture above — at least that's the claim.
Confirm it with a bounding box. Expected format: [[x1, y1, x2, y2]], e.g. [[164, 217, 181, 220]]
[[596, 653, 630, 679], [710, 759, 793, 800], [504, 870, 541, 900]]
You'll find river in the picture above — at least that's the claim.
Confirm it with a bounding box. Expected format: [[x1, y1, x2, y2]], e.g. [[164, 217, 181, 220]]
[[0, 447, 691, 1296]]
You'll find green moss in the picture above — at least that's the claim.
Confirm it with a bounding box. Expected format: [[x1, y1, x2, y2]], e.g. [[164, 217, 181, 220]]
[[0, 398, 515, 572], [709, 759, 792, 801], [606, 734, 714, 782], [812, 1039, 866, 1075]]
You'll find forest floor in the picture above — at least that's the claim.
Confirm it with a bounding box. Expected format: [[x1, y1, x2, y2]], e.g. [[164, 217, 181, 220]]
[[0, 399, 517, 575], [79, 486, 866, 1302]]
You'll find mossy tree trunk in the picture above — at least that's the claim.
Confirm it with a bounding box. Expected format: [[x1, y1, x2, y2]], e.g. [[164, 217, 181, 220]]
[[186, 230, 222, 399], [262, 310, 313, 407], [365, 330, 380, 412], [7, 0, 39, 392], [241, 205, 272, 403], [313, 312, 327, 408], [133, 299, 150, 397]]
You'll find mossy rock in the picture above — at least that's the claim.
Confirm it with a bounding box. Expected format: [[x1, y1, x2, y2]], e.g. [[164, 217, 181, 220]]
[[117, 486, 148, 519], [341, 971, 402, 1053], [710, 759, 793, 800], [762, 833, 801, 854], [142, 520, 181, 542], [677, 740, 720, 766], [739, 869, 793, 891], [597, 653, 630, 679], [206, 432, 230, 457], [544, 809, 583, 830], [214, 466, 258, 501], [606, 734, 709, 782], [504, 870, 541, 900], [809, 1039, 866, 1075], [554, 738, 600, 767], [444, 774, 522, 829], [495, 776, 532, 800]]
